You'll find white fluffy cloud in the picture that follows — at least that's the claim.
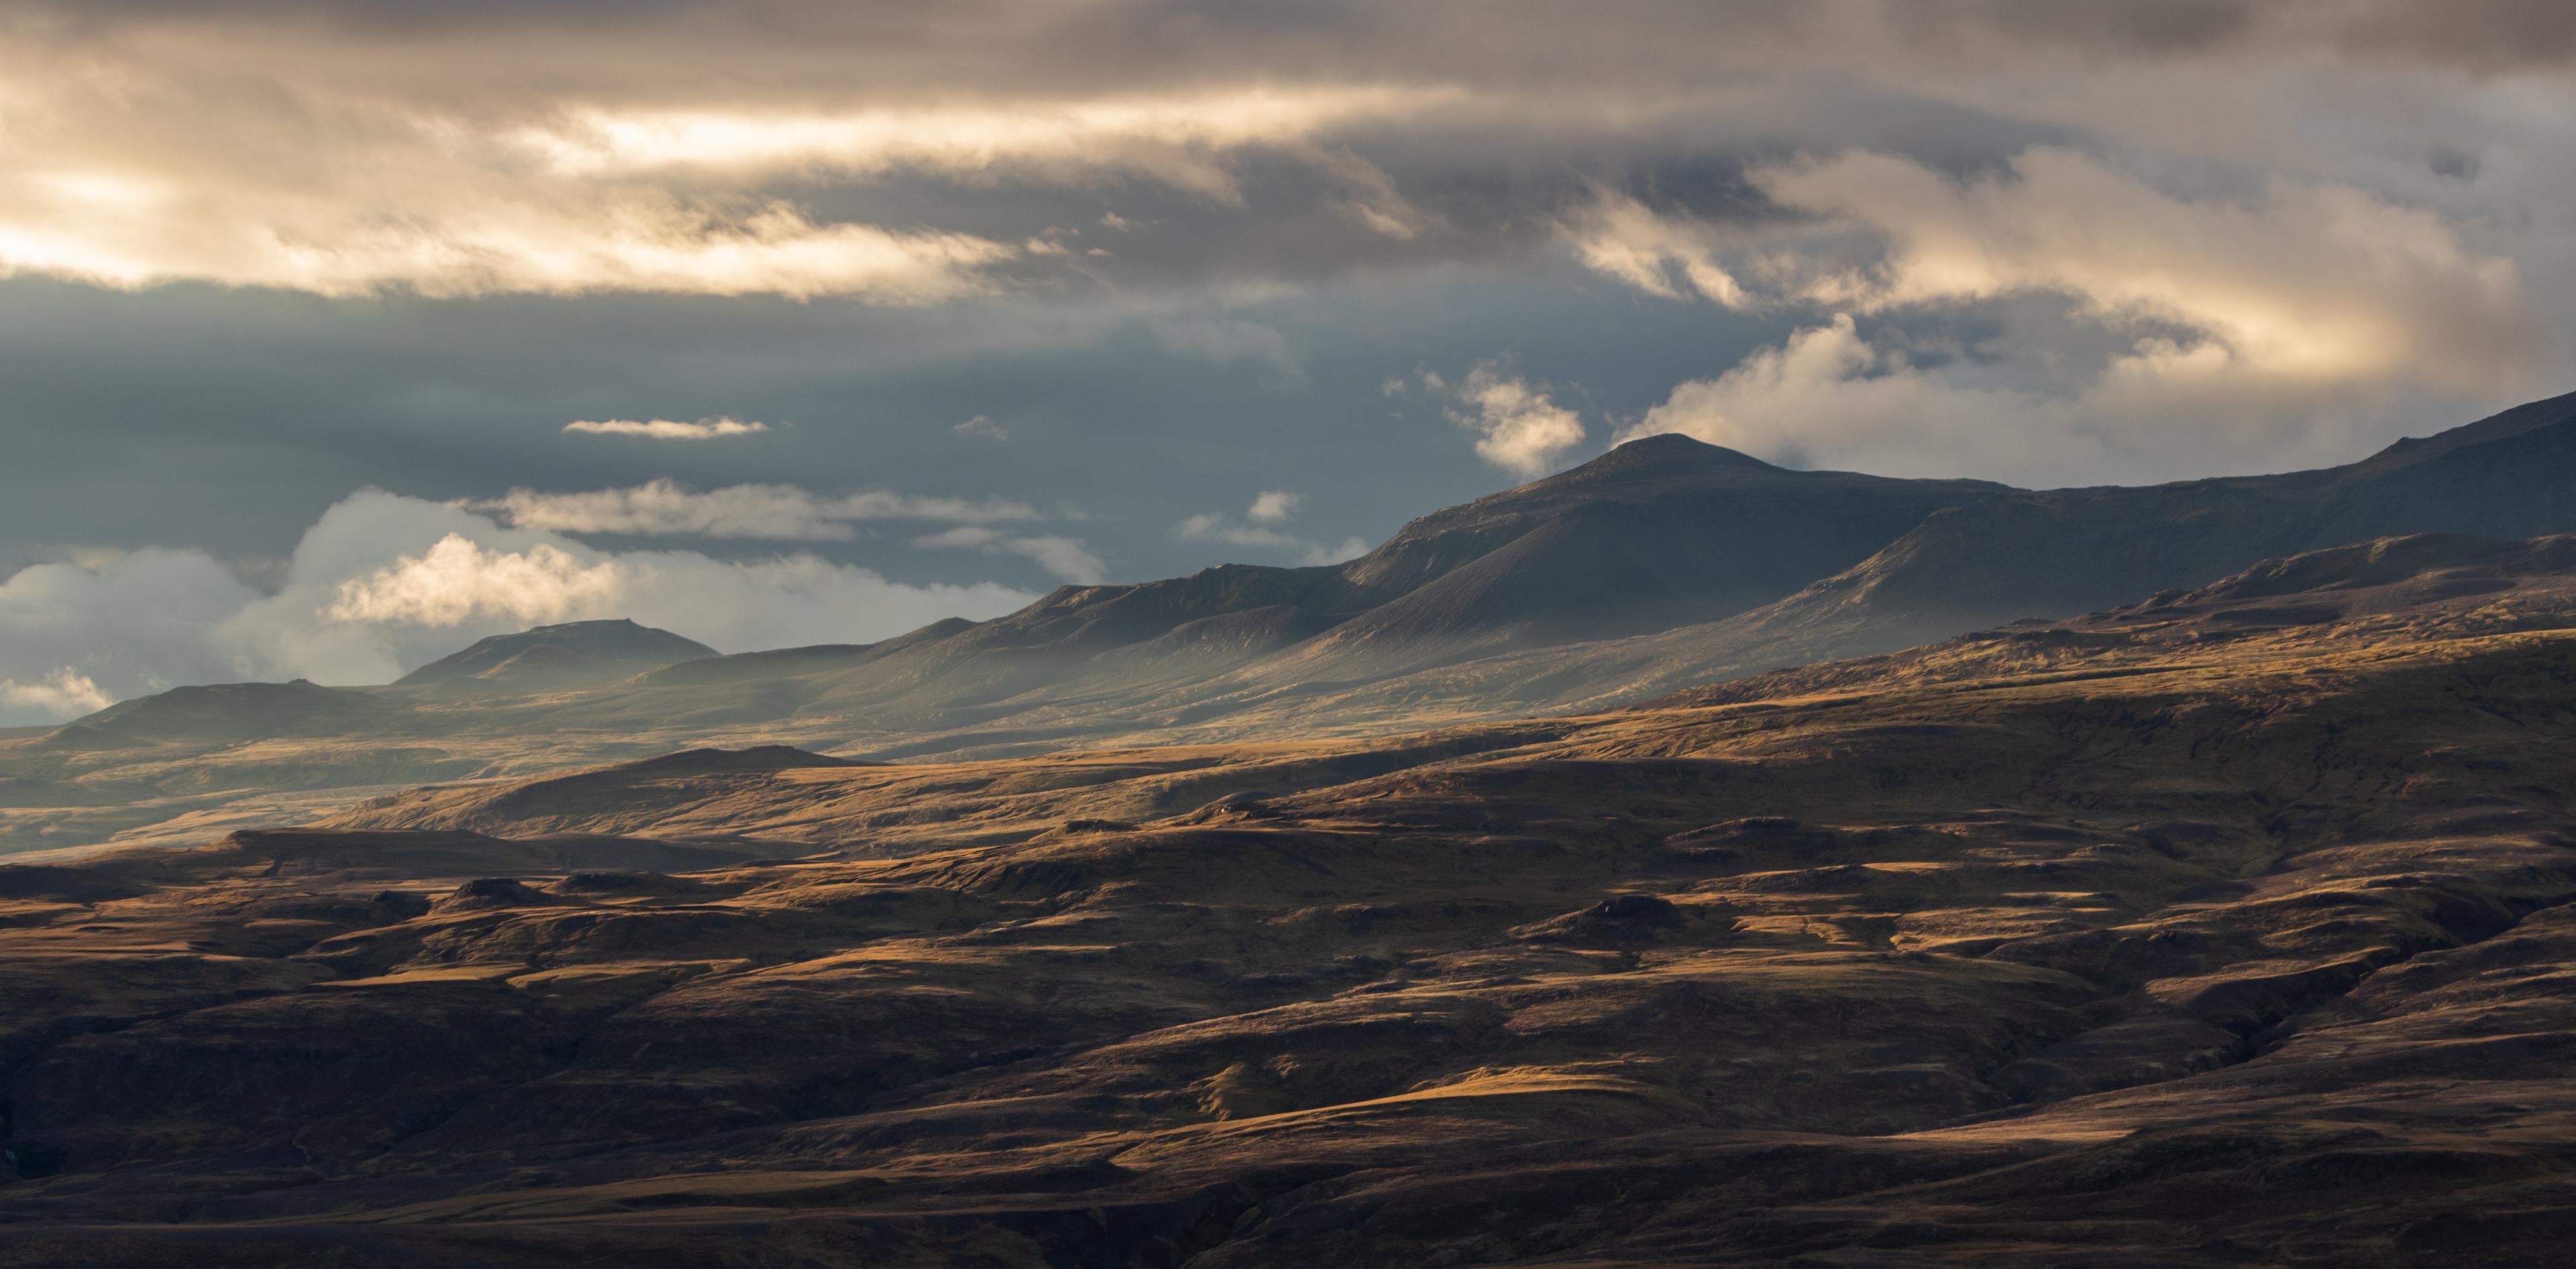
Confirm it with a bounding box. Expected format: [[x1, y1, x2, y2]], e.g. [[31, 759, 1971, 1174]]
[[0, 490, 1036, 724], [0, 669, 115, 722], [467, 480, 1042, 541], [1246, 490, 1304, 522], [564, 417, 772, 440], [1562, 189, 1749, 307], [1432, 364, 1590, 477], [325, 537, 625, 628]]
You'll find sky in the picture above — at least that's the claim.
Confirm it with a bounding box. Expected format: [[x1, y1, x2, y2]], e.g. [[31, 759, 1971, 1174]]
[[5, 0, 2576, 722]]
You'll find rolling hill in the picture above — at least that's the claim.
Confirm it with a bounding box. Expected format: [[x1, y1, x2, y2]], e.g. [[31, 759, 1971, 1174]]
[[6, 531, 2576, 1264]]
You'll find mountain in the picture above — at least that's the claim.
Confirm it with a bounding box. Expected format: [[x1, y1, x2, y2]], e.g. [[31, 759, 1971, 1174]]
[[7, 391, 2576, 856], [590, 391, 2576, 735], [568, 437, 2001, 736], [1718, 388, 2576, 665], [9, 533, 2576, 1265], [393, 619, 715, 694], [66, 679, 394, 744], [1324, 433, 2004, 645], [1176, 390, 2576, 730]]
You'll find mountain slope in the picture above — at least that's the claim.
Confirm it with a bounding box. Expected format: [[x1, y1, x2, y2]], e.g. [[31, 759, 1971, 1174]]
[[541, 439, 2002, 729], [66, 680, 394, 744], [580, 391, 2576, 754], [1672, 388, 2576, 675], [10, 392, 2576, 856], [10, 539, 2576, 1265], [394, 619, 715, 694]]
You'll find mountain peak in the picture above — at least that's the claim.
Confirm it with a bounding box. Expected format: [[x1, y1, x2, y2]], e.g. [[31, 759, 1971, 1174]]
[[396, 620, 716, 692], [520, 617, 647, 635], [1591, 431, 1776, 469]]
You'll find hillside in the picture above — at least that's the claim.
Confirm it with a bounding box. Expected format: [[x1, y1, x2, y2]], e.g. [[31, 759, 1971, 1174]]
[[527, 387, 2576, 749], [5, 391, 2576, 856], [394, 619, 716, 694], [6, 535, 2576, 1264]]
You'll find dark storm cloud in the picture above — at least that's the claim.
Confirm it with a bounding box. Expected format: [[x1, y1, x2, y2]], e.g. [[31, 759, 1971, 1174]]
[[13, 0, 2576, 85]]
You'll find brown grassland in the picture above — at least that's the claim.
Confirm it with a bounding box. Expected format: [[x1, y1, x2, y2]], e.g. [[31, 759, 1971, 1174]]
[[4, 536, 2576, 1265]]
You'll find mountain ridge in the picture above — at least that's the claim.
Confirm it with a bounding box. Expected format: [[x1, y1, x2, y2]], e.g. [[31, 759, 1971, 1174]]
[[394, 618, 716, 694], [9, 390, 2576, 855]]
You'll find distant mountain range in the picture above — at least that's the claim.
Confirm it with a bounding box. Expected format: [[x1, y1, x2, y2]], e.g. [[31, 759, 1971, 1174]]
[[5, 388, 2575, 854]]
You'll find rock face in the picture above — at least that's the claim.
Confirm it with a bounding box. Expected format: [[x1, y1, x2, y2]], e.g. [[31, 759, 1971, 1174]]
[[393, 618, 716, 693], [5, 542, 2576, 1264]]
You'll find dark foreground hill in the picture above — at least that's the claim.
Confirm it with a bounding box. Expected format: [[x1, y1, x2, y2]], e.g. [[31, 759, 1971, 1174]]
[[6, 535, 2576, 1265], [7, 390, 2576, 857]]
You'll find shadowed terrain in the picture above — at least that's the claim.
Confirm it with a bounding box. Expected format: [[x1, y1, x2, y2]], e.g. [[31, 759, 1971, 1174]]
[[7, 533, 2576, 1264], [9, 394, 2576, 858]]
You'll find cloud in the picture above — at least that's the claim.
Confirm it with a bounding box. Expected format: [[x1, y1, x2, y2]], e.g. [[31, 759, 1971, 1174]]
[[325, 535, 623, 626], [1432, 363, 1589, 476], [4, 0, 2576, 545], [0, 162, 1022, 299], [912, 526, 1108, 584], [1627, 311, 2455, 486], [1614, 147, 2554, 485], [1173, 496, 1369, 567], [829, 490, 1046, 523], [1302, 536, 1373, 567], [0, 668, 115, 722], [0, 489, 1035, 720], [1750, 147, 2546, 396], [1175, 514, 1303, 552], [1246, 490, 1303, 522], [953, 415, 1010, 441], [564, 417, 771, 439], [1562, 190, 1749, 307], [0, 27, 1469, 301], [1150, 316, 1307, 386], [0, 547, 266, 724], [1002, 536, 1111, 585], [1569, 148, 2546, 404], [513, 87, 1458, 201], [467, 480, 1042, 540]]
